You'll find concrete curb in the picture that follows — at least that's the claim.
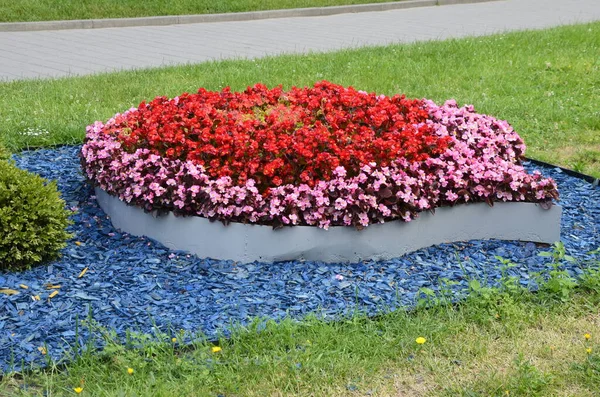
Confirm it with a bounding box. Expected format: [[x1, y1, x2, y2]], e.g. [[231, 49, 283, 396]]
[[96, 187, 561, 264], [0, 0, 500, 32]]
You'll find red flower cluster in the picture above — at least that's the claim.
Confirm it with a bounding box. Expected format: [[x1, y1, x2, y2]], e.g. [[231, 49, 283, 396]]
[[107, 81, 451, 191]]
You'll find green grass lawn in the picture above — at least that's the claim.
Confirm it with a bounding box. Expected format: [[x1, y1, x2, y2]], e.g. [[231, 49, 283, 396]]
[[0, 0, 403, 23], [2, 256, 600, 396], [1, 22, 599, 177]]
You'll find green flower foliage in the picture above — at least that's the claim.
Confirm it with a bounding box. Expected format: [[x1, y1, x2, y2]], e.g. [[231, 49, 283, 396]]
[[0, 160, 72, 271]]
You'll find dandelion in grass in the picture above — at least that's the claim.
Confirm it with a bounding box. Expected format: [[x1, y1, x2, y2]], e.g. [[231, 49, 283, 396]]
[[585, 333, 591, 340], [212, 346, 222, 353], [415, 337, 426, 345], [127, 367, 134, 375], [74, 387, 83, 394], [586, 348, 592, 355], [172, 337, 177, 343]]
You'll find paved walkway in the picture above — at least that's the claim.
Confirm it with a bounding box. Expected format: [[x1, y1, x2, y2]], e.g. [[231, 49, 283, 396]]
[[1, 0, 599, 81]]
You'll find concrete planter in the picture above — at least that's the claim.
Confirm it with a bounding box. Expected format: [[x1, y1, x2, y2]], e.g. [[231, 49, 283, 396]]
[[96, 187, 561, 263]]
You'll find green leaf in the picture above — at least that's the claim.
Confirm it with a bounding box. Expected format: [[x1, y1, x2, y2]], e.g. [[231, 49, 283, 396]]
[[419, 287, 435, 297], [468, 279, 481, 291]]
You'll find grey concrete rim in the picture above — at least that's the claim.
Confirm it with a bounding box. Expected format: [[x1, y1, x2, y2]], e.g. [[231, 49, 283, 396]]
[[0, 0, 501, 32], [95, 187, 562, 264]]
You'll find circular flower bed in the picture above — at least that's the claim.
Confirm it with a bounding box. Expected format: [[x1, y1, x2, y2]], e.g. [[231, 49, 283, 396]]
[[81, 81, 559, 230]]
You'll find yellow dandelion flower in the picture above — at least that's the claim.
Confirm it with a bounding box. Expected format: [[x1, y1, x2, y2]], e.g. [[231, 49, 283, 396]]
[[586, 348, 592, 354], [74, 387, 83, 394], [585, 333, 591, 340], [172, 337, 177, 343], [127, 367, 134, 375], [212, 346, 222, 353], [415, 337, 426, 345]]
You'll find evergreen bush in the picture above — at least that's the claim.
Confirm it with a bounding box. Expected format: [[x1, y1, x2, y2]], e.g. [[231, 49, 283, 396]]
[[0, 142, 10, 160], [0, 160, 72, 271]]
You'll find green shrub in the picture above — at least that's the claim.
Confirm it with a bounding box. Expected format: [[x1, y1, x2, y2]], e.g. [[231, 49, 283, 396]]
[[0, 142, 10, 161], [0, 160, 72, 271]]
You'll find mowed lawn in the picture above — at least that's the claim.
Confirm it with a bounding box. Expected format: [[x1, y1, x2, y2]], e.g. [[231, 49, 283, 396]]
[[0, 0, 404, 23], [1, 22, 599, 176]]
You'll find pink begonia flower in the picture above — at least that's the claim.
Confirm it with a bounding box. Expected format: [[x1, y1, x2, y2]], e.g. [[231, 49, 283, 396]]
[[334, 198, 347, 210], [334, 166, 347, 178], [445, 191, 459, 201]]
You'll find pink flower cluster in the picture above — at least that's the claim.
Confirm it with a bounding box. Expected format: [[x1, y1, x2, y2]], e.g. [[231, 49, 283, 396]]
[[81, 99, 559, 230]]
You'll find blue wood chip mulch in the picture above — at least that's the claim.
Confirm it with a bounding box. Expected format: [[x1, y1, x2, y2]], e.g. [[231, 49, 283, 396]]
[[1, 146, 598, 373]]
